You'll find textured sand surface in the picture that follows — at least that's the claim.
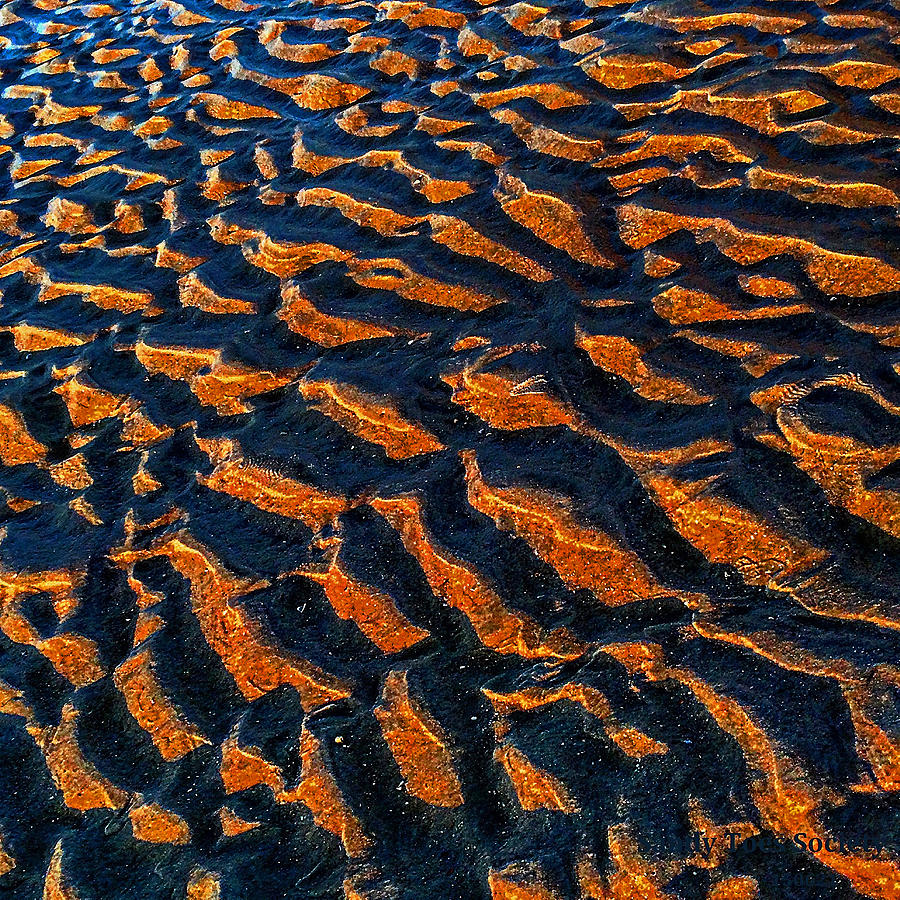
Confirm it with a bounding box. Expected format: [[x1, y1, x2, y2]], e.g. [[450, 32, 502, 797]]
[[0, 0, 898, 897]]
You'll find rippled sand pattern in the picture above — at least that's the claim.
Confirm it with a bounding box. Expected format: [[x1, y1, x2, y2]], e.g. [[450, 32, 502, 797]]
[[0, 0, 899, 897]]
